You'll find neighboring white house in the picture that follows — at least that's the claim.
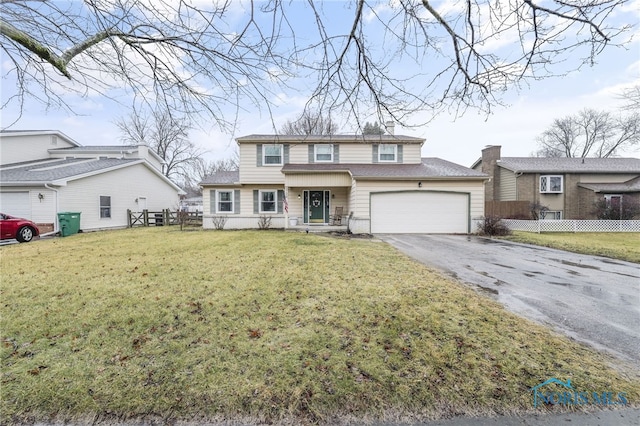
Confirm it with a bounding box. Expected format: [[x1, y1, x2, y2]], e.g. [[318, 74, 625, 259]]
[[0, 130, 184, 233], [200, 128, 488, 234]]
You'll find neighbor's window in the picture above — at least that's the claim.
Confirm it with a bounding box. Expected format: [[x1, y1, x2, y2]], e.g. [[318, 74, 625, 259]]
[[540, 175, 563, 193], [379, 144, 397, 162], [263, 144, 283, 165], [540, 210, 562, 220], [315, 144, 333, 162], [217, 190, 233, 213], [100, 196, 111, 218], [605, 194, 622, 209], [260, 190, 276, 212]]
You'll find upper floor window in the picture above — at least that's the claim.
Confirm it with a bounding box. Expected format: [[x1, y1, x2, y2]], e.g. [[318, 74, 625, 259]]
[[314, 144, 333, 162], [263, 144, 283, 165], [540, 175, 563, 193], [100, 196, 111, 218], [379, 144, 397, 162], [216, 190, 234, 213]]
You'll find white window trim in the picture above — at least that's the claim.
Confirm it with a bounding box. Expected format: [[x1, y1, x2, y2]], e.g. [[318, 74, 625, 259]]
[[540, 175, 563, 193], [100, 195, 111, 219], [314, 144, 333, 162], [540, 210, 562, 220], [263, 144, 283, 166], [378, 144, 397, 162], [259, 190, 277, 213], [216, 190, 234, 213]]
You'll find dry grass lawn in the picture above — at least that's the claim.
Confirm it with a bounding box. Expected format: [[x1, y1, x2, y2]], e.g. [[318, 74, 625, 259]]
[[1, 227, 639, 425], [502, 232, 640, 263]]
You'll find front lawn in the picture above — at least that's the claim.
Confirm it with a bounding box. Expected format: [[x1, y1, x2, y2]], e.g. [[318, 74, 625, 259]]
[[1, 228, 638, 424], [502, 232, 640, 263]]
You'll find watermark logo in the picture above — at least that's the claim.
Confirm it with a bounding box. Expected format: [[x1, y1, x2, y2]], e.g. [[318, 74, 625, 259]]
[[531, 377, 628, 408]]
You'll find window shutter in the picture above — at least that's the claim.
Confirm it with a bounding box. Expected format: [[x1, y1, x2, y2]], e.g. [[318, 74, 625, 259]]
[[277, 190, 284, 214], [210, 190, 216, 214], [256, 144, 262, 167], [333, 144, 339, 163], [308, 144, 314, 163], [397, 145, 403, 163], [372, 144, 379, 163], [283, 144, 290, 164], [253, 190, 259, 214], [234, 190, 240, 214]]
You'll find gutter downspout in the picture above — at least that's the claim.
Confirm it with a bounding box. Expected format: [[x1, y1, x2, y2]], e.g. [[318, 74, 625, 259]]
[[44, 183, 59, 235]]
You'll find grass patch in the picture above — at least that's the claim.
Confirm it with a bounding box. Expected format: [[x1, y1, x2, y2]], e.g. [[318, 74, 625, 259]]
[[501, 232, 640, 263], [2, 228, 639, 424]]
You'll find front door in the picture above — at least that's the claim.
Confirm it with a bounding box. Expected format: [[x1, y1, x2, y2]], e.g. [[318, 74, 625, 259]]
[[304, 190, 330, 224]]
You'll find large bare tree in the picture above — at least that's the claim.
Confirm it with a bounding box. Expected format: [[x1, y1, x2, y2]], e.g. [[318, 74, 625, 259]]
[[1, 0, 633, 129], [116, 109, 204, 182], [280, 111, 338, 135], [535, 108, 640, 158]]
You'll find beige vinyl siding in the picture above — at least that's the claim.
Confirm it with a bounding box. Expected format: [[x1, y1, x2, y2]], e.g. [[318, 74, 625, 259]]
[[56, 163, 180, 230], [401, 144, 422, 163], [285, 173, 352, 187], [353, 180, 484, 220], [0, 133, 75, 165], [499, 168, 517, 200], [289, 143, 310, 163], [338, 144, 376, 164], [578, 174, 637, 183], [238, 143, 285, 184]]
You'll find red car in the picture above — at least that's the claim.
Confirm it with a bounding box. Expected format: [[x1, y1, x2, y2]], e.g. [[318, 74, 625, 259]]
[[0, 213, 40, 243]]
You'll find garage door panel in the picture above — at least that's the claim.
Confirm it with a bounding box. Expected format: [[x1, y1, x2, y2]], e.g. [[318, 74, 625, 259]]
[[0, 191, 32, 219], [371, 191, 468, 233]]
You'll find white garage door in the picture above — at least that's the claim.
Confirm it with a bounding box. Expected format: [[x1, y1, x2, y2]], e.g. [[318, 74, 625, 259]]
[[371, 191, 469, 233], [0, 191, 32, 219]]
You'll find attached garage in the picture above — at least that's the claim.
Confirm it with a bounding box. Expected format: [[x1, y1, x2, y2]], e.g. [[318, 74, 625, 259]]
[[370, 191, 469, 233], [0, 191, 31, 219]]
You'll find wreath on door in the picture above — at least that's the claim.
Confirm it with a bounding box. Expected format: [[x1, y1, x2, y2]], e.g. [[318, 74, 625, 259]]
[[312, 199, 321, 207]]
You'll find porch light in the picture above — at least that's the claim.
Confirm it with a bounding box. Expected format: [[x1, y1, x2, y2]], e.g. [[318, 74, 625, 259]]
[[297, 194, 301, 199], [38, 193, 44, 200], [418, 182, 422, 188]]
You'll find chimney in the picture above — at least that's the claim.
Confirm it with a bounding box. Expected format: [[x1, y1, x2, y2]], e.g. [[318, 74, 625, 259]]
[[481, 145, 501, 201], [385, 121, 395, 135]]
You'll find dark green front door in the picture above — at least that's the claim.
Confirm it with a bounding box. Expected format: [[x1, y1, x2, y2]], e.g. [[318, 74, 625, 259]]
[[309, 190, 324, 223], [303, 190, 330, 224]]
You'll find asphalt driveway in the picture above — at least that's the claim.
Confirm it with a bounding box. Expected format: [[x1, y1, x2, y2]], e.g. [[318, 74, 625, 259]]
[[378, 234, 640, 363]]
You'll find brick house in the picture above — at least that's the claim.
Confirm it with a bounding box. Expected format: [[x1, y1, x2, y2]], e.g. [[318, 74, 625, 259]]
[[472, 146, 640, 219]]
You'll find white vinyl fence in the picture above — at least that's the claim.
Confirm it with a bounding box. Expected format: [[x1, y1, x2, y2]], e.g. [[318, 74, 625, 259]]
[[503, 219, 640, 233]]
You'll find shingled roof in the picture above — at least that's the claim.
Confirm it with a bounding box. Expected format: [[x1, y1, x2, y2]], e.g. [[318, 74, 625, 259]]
[[497, 157, 640, 173], [2, 157, 140, 184]]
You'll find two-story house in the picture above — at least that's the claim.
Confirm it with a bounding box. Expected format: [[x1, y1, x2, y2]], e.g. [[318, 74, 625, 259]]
[[0, 130, 184, 233], [200, 131, 488, 234], [474, 145, 640, 219]]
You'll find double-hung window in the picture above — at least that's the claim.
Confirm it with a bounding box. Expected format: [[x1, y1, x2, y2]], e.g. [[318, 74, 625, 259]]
[[315, 144, 333, 162], [217, 191, 233, 213], [540, 175, 563, 193], [100, 196, 111, 218], [259, 190, 277, 213], [379, 144, 397, 162], [263, 144, 283, 165]]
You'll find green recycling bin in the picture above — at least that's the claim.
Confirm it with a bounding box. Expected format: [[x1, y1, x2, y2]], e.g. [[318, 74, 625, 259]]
[[57, 212, 81, 237]]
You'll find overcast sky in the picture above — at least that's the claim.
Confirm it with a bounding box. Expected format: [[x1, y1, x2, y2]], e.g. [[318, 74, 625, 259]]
[[1, 1, 638, 168]]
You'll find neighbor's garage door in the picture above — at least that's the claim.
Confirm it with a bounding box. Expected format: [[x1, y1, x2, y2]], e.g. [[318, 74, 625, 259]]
[[370, 191, 469, 233], [0, 191, 32, 219]]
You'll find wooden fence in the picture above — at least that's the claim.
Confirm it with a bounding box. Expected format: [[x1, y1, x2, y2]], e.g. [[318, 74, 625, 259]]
[[127, 209, 202, 227], [485, 201, 531, 219]]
